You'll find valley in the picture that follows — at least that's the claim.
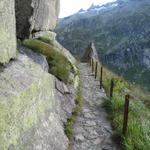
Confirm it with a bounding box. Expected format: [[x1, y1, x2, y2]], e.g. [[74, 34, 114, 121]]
[[55, 0, 150, 91]]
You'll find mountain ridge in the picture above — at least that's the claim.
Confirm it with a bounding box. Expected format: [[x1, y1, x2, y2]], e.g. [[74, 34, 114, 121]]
[[55, 0, 150, 90]]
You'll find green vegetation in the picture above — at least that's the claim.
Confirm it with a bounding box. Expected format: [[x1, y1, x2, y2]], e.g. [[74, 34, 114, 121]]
[[103, 96, 150, 150], [55, 0, 150, 90], [93, 60, 150, 150], [23, 39, 72, 83], [109, 65, 150, 91], [65, 75, 83, 139], [37, 36, 56, 46]]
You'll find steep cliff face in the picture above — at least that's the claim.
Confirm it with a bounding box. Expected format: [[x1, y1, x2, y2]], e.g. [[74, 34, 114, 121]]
[[55, 0, 150, 90], [0, 53, 76, 149], [15, 0, 60, 38], [0, 0, 17, 64], [0, 0, 78, 149]]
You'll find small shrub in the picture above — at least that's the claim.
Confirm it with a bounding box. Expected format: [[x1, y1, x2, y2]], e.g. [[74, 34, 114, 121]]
[[65, 116, 75, 139]]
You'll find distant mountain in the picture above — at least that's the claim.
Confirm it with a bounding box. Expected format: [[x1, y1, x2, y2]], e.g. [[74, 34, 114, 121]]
[[55, 0, 150, 90]]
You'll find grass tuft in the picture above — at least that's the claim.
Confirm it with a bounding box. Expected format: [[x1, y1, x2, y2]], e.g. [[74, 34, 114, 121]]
[[65, 75, 83, 140], [23, 39, 72, 83], [92, 60, 150, 150], [103, 69, 150, 150]]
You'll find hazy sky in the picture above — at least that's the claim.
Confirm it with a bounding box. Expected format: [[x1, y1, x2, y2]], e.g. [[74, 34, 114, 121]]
[[60, 0, 116, 18]]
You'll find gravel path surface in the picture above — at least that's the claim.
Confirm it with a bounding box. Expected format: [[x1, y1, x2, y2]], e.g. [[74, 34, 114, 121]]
[[71, 63, 120, 150]]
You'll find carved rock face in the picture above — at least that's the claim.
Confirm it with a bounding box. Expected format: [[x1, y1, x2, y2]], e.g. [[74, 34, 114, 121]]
[[0, 0, 17, 64], [15, 0, 60, 39]]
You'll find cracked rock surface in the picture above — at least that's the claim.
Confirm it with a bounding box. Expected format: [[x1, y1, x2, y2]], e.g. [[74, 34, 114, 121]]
[[15, 0, 60, 38], [0, 0, 17, 64]]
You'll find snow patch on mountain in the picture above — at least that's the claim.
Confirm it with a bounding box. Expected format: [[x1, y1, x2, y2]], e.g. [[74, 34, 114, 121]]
[[77, 2, 118, 15]]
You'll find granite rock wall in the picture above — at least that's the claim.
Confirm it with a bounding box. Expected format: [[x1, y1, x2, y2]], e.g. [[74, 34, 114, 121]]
[[15, 0, 60, 38], [0, 0, 17, 64]]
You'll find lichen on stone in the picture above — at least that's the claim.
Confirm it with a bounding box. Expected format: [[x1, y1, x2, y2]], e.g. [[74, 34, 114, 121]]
[[0, 54, 55, 149], [0, 0, 17, 64]]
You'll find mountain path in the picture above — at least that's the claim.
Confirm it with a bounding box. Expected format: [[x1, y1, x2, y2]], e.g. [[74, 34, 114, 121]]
[[71, 63, 120, 150]]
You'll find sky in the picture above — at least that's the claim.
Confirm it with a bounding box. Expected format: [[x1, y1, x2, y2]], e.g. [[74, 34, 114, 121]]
[[60, 0, 117, 18]]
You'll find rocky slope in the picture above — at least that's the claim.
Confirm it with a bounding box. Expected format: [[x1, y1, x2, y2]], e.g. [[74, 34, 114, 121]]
[[0, 0, 78, 149], [55, 0, 150, 90]]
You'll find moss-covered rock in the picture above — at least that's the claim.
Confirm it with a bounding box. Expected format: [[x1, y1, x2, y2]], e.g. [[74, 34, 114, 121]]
[[23, 39, 74, 83], [0, 54, 55, 149], [33, 31, 57, 42], [35, 31, 76, 65]]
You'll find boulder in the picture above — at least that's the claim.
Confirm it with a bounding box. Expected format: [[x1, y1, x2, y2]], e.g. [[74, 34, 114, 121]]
[[0, 53, 55, 149], [15, 0, 60, 38], [55, 78, 76, 123], [0, 0, 17, 64], [0, 53, 70, 150], [33, 31, 77, 65], [18, 43, 49, 72]]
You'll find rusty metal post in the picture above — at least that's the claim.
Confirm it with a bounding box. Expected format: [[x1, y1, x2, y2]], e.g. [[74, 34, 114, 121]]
[[100, 67, 103, 89], [110, 79, 114, 98], [92, 58, 94, 73], [123, 94, 130, 136], [95, 61, 98, 79]]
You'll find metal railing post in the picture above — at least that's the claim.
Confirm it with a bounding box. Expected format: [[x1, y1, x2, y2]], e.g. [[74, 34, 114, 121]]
[[95, 61, 98, 79], [100, 67, 103, 89], [92, 58, 94, 73], [110, 79, 114, 98], [123, 94, 130, 136]]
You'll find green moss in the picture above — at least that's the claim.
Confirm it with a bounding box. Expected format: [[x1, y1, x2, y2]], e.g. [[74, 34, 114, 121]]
[[65, 116, 75, 139], [38, 36, 55, 46], [38, 35, 77, 72], [0, 24, 16, 64], [23, 39, 72, 83]]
